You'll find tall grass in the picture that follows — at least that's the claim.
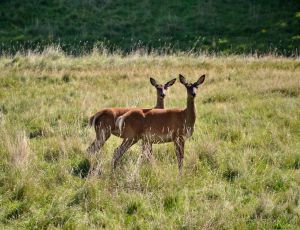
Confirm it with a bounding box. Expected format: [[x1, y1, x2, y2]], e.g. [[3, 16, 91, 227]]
[[0, 47, 299, 228]]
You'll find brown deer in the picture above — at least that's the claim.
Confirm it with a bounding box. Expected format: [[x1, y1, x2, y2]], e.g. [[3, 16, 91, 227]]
[[114, 74, 205, 174], [87, 77, 176, 154]]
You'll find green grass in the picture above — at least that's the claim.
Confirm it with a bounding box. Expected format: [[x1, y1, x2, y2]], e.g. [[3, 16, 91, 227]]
[[0, 49, 300, 229], [0, 0, 300, 55]]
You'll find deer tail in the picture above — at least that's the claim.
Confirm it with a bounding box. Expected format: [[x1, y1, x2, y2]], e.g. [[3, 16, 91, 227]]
[[89, 115, 95, 127], [89, 111, 104, 128], [115, 115, 125, 134]]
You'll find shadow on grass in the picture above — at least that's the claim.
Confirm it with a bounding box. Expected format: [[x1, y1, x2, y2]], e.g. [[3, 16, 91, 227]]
[[72, 158, 90, 178]]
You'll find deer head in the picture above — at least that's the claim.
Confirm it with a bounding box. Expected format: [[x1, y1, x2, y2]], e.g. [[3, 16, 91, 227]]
[[179, 74, 205, 98], [150, 77, 176, 99]]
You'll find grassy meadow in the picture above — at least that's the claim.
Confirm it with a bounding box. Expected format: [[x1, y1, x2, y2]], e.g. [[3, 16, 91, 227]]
[[0, 48, 300, 229]]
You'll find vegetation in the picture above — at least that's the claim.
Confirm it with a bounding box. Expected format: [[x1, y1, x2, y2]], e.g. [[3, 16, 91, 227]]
[[0, 48, 299, 228], [0, 0, 300, 55]]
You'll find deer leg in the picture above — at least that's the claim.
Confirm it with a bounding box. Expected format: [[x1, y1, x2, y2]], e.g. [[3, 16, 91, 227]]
[[87, 126, 111, 154], [87, 114, 114, 154], [141, 141, 155, 164], [174, 137, 185, 175], [112, 138, 137, 170], [87, 126, 111, 175], [86, 140, 101, 154]]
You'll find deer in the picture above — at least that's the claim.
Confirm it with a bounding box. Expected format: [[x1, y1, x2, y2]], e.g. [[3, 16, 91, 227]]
[[87, 77, 176, 159], [114, 74, 205, 174]]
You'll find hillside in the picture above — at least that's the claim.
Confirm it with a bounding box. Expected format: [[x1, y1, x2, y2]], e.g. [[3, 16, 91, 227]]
[[0, 50, 300, 228], [0, 0, 300, 55]]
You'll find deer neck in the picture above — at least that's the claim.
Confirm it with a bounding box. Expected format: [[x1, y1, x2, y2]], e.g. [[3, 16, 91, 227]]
[[186, 96, 196, 128], [155, 96, 164, 109]]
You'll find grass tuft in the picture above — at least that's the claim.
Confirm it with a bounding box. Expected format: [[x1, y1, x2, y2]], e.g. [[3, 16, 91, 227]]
[[44, 147, 62, 162], [71, 158, 91, 178], [62, 73, 72, 83], [4, 202, 28, 221], [126, 201, 140, 215], [163, 195, 178, 212], [222, 168, 240, 182], [269, 88, 299, 98]]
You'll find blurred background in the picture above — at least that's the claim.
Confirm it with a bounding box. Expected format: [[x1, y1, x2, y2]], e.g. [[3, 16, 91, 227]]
[[0, 0, 299, 55]]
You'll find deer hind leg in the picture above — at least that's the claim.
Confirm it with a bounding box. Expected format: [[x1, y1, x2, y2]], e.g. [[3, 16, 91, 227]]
[[87, 125, 111, 175], [112, 138, 137, 170], [87, 117, 113, 153], [87, 128, 111, 154], [86, 140, 101, 154], [174, 137, 185, 175]]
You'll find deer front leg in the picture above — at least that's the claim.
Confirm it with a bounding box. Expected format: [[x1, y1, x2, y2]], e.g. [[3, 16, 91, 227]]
[[141, 141, 155, 164], [112, 138, 137, 170], [174, 137, 185, 175]]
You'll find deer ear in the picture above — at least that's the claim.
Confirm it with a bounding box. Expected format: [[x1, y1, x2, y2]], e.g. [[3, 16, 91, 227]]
[[179, 74, 187, 85], [164, 78, 176, 88], [150, 77, 157, 87], [194, 74, 205, 86]]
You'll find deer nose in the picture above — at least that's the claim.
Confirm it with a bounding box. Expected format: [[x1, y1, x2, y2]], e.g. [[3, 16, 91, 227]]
[[191, 93, 196, 97], [160, 94, 165, 98]]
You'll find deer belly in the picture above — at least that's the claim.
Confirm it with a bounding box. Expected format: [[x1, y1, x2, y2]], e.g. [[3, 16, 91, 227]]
[[111, 129, 121, 137], [142, 132, 173, 143]]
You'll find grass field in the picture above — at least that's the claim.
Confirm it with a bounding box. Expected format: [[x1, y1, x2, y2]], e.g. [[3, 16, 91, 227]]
[[0, 48, 300, 229]]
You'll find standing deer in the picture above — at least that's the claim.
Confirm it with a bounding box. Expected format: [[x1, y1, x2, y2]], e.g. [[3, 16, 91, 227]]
[[114, 74, 205, 174], [87, 77, 176, 154]]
